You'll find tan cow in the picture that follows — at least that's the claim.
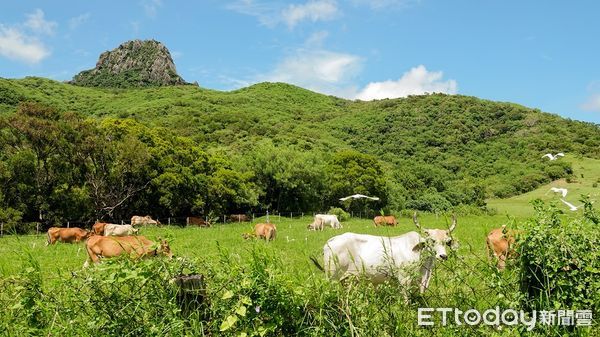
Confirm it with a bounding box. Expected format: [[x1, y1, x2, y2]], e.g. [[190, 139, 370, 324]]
[[131, 215, 161, 226], [47, 227, 90, 245], [486, 225, 517, 270], [254, 223, 277, 241], [373, 215, 398, 227], [187, 216, 210, 227], [83, 235, 172, 267], [92, 222, 109, 235]]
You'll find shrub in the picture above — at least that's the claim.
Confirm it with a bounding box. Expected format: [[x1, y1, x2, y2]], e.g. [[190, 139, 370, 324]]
[[518, 200, 600, 312], [327, 207, 349, 221]]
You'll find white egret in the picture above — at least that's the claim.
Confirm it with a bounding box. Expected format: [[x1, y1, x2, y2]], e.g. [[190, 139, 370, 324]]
[[559, 199, 581, 211], [339, 194, 380, 201], [548, 187, 568, 198], [542, 153, 565, 161]]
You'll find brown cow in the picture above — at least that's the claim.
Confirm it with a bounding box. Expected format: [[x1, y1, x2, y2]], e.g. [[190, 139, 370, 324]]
[[254, 223, 277, 241], [230, 214, 250, 222], [373, 215, 398, 227], [83, 235, 172, 267], [187, 216, 210, 227], [486, 225, 517, 270], [46, 227, 90, 245], [92, 222, 109, 235]]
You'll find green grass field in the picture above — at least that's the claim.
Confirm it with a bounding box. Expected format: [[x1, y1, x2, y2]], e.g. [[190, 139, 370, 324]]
[[489, 155, 600, 217], [0, 214, 503, 280]]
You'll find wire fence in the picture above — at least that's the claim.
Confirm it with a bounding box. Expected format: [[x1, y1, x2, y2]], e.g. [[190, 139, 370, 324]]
[[0, 210, 383, 237]]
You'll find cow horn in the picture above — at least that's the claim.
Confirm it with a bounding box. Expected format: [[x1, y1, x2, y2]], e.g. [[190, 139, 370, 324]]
[[413, 212, 421, 229], [449, 214, 457, 233]]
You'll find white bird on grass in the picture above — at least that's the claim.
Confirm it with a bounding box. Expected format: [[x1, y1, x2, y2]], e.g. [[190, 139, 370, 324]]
[[542, 153, 564, 161], [547, 187, 568, 198], [339, 194, 380, 201]]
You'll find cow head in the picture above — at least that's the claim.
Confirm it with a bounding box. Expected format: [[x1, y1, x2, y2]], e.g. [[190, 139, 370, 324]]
[[413, 212, 457, 260]]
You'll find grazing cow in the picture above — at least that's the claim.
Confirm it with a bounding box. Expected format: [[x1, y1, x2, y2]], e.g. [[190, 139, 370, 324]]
[[84, 235, 172, 267], [308, 214, 341, 230], [254, 223, 277, 241], [229, 214, 250, 222], [312, 213, 457, 294], [373, 215, 398, 227], [47, 227, 90, 245], [486, 225, 517, 270], [92, 222, 109, 235], [187, 216, 210, 227], [104, 224, 138, 236], [131, 215, 161, 226]]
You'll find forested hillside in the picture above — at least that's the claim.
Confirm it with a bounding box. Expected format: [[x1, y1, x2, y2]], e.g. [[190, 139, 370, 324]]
[[0, 77, 598, 228]]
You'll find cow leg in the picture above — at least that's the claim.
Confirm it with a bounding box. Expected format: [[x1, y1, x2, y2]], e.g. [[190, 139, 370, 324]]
[[497, 254, 507, 270]]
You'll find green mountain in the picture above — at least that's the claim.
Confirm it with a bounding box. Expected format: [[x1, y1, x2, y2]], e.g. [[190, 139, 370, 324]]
[[0, 74, 599, 225], [70, 40, 188, 88]]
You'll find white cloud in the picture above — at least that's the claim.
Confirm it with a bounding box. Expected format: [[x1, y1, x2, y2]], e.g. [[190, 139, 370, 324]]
[[69, 13, 91, 30], [143, 0, 163, 18], [259, 49, 362, 96], [353, 0, 421, 10], [581, 93, 600, 112], [305, 30, 329, 47], [355, 65, 457, 100], [282, 0, 339, 28], [228, 0, 338, 28], [0, 25, 50, 64], [24, 9, 57, 35]]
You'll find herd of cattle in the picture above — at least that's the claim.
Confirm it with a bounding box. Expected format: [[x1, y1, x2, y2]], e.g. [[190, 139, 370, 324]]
[[45, 213, 516, 290]]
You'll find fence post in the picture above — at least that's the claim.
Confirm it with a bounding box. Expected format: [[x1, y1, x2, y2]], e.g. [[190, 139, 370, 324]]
[[223, 215, 226, 223], [1, 222, 3, 237], [278, 212, 281, 222], [36, 223, 40, 235], [67, 221, 70, 228], [168, 217, 171, 226], [266, 210, 270, 223], [301, 212, 304, 218], [252, 213, 255, 222], [121, 220, 124, 225]]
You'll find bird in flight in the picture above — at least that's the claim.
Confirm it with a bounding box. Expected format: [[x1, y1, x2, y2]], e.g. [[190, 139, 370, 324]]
[[548, 187, 568, 198], [339, 194, 380, 201], [559, 198, 581, 211], [542, 153, 565, 161]]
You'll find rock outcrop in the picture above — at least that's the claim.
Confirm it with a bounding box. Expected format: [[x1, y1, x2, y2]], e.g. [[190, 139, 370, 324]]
[[71, 40, 188, 87]]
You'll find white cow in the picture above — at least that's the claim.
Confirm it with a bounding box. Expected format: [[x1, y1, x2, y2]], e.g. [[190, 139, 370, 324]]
[[313, 213, 456, 293], [307, 214, 342, 230], [131, 215, 160, 226], [104, 224, 138, 236]]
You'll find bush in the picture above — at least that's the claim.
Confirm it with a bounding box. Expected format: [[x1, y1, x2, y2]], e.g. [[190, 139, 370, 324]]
[[518, 200, 600, 312], [327, 207, 349, 221]]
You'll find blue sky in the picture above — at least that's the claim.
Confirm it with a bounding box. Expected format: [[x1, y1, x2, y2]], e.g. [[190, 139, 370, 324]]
[[1, 0, 599, 123]]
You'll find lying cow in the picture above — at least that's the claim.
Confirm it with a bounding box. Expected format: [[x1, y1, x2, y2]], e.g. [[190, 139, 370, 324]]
[[104, 224, 138, 236], [187, 216, 210, 227], [307, 214, 342, 230], [229, 214, 250, 222], [131, 215, 161, 226], [92, 222, 109, 235], [373, 215, 398, 227], [312, 213, 457, 294], [47, 227, 90, 245], [84, 235, 172, 267], [486, 225, 517, 270], [255, 223, 277, 241]]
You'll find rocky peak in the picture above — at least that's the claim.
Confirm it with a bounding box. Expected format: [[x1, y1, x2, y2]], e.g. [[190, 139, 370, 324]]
[[71, 39, 188, 87]]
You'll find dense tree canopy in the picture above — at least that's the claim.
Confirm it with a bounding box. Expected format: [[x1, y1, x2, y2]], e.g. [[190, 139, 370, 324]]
[[0, 78, 598, 230]]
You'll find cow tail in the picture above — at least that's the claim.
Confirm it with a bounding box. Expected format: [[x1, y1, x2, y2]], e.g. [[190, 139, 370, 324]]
[[310, 256, 325, 273]]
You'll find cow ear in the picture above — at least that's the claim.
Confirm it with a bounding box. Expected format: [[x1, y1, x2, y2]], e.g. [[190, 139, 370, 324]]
[[412, 241, 424, 252]]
